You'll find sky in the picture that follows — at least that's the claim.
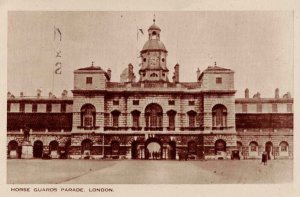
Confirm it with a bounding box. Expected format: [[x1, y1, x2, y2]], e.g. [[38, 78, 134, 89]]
[[7, 11, 293, 98]]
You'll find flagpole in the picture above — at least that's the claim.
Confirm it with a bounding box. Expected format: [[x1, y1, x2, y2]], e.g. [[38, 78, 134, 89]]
[[52, 64, 55, 93]]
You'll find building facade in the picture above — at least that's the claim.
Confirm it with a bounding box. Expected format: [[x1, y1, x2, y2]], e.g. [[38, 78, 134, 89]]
[[7, 21, 293, 160]]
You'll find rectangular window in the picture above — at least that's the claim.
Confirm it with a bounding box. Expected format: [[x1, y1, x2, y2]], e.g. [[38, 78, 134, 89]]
[[287, 104, 292, 113], [7, 103, 11, 112], [188, 100, 195, 106], [189, 115, 196, 128], [113, 100, 119, 105], [61, 103, 66, 113], [242, 104, 247, 113], [46, 103, 52, 113], [133, 100, 139, 105], [86, 77, 93, 84], [84, 116, 93, 128], [272, 104, 278, 113], [113, 115, 119, 127], [132, 115, 139, 127], [257, 103, 262, 112], [32, 103, 37, 113], [216, 77, 222, 84], [19, 103, 25, 112], [168, 100, 175, 105], [169, 115, 175, 129]]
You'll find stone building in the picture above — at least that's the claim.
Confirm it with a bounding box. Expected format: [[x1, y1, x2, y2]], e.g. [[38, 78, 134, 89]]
[[7, 21, 293, 160]]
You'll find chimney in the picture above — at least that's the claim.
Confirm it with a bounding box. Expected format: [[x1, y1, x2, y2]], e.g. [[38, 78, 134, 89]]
[[253, 92, 261, 99], [61, 90, 68, 98], [128, 64, 135, 82], [107, 68, 112, 81], [37, 89, 42, 98], [7, 92, 11, 98], [174, 64, 179, 83], [283, 92, 291, 99], [20, 92, 24, 97], [196, 68, 201, 81], [275, 88, 279, 98], [245, 88, 249, 98]]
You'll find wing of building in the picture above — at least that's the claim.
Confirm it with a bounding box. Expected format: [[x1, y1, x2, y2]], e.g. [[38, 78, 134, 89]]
[[7, 21, 293, 160]]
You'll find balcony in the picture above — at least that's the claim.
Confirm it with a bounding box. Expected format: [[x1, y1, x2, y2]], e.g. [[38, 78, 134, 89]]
[[131, 127, 142, 131], [167, 127, 175, 131], [144, 127, 163, 131], [104, 127, 129, 131], [77, 126, 100, 130], [180, 127, 203, 131], [212, 126, 234, 130]]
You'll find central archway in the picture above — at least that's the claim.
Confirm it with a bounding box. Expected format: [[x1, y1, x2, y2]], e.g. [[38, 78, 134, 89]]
[[145, 138, 162, 160]]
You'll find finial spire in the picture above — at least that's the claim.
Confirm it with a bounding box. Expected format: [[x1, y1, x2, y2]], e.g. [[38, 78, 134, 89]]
[[153, 14, 156, 23], [214, 61, 217, 66], [92, 61, 94, 67]]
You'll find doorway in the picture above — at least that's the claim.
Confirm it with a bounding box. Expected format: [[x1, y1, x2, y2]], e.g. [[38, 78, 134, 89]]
[[265, 141, 273, 160], [33, 140, 43, 158]]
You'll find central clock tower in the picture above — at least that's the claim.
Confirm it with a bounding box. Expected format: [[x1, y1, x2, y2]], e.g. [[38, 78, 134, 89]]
[[139, 20, 169, 82]]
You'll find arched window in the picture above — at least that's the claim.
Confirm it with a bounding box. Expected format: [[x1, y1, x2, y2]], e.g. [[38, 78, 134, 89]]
[[81, 139, 93, 155], [111, 110, 121, 127], [215, 139, 226, 154], [81, 104, 96, 129], [279, 141, 289, 156], [145, 103, 163, 129], [167, 110, 176, 130], [212, 104, 227, 128], [131, 110, 141, 128], [187, 110, 197, 128], [249, 141, 258, 157]]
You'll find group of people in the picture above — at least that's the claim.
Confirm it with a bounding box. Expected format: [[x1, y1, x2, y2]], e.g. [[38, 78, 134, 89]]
[[150, 151, 161, 160]]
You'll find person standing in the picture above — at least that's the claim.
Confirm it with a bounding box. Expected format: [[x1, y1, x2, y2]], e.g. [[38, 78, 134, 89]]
[[262, 151, 267, 165]]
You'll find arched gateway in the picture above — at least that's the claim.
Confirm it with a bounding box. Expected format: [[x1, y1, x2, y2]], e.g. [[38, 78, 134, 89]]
[[131, 138, 176, 160]]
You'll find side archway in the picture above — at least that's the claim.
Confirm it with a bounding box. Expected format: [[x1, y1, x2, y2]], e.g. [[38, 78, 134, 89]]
[[33, 140, 44, 158], [7, 140, 19, 159]]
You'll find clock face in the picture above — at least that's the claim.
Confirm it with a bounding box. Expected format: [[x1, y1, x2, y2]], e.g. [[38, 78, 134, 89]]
[[149, 56, 158, 66]]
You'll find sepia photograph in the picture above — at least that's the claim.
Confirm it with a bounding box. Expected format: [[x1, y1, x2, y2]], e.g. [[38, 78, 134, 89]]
[[0, 0, 299, 195], [5, 11, 294, 185]]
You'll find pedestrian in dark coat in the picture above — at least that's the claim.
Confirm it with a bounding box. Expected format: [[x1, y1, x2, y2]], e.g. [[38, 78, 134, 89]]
[[262, 151, 267, 165]]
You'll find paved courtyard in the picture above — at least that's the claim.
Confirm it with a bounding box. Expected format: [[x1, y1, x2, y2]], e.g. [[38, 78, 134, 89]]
[[7, 159, 292, 184]]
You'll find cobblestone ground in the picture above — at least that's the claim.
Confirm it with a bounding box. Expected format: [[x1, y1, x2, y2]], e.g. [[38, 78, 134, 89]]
[[7, 159, 292, 184]]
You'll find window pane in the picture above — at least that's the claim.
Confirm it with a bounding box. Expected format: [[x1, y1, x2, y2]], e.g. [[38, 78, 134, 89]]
[[216, 77, 222, 84]]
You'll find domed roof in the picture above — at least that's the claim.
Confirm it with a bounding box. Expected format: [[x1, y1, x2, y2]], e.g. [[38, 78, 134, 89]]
[[148, 23, 161, 31], [141, 39, 167, 52]]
